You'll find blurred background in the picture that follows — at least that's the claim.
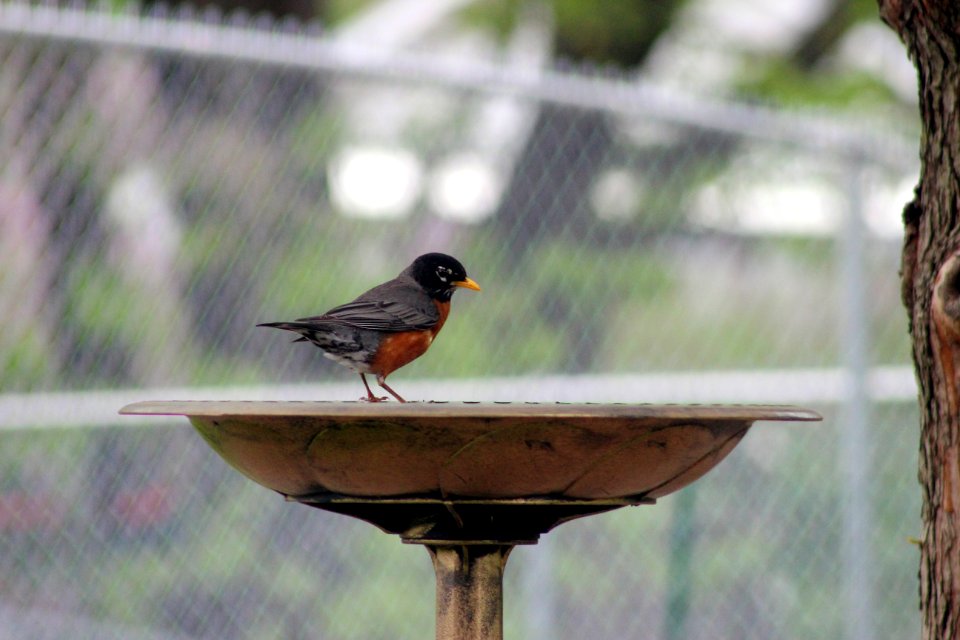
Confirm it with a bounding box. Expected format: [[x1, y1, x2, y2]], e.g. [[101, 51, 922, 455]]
[[0, 0, 919, 638]]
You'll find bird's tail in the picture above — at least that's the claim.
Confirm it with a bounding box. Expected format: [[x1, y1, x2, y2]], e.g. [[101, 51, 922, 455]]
[[257, 321, 317, 343]]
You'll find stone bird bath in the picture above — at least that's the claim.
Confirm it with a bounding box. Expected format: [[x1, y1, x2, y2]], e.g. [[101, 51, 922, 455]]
[[120, 401, 820, 639]]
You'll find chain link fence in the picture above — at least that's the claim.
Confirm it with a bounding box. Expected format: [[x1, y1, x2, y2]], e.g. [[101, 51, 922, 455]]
[[0, 4, 919, 639]]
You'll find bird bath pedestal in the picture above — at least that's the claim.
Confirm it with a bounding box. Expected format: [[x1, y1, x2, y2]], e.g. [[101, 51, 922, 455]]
[[120, 401, 820, 640]]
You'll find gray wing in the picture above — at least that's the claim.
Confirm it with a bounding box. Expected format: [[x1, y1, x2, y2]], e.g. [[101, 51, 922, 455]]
[[299, 282, 439, 332]]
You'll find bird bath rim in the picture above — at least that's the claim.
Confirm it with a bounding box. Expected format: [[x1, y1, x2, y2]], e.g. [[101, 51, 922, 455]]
[[120, 399, 821, 421]]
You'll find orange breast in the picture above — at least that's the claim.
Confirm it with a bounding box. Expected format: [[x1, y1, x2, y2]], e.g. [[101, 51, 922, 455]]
[[370, 301, 450, 377]]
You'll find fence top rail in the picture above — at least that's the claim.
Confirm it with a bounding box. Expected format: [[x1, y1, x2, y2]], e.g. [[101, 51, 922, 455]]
[[0, 1, 916, 171], [0, 366, 917, 432]]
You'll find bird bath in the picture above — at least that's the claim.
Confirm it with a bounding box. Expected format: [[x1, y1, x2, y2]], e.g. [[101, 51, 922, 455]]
[[120, 401, 820, 640]]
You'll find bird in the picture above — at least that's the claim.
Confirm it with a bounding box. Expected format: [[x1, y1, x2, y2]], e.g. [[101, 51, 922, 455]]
[[258, 253, 480, 403]]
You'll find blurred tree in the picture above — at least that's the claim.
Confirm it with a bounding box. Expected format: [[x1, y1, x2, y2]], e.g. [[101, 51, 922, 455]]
[[143, 0, 326, 130], [467, 0, 899, 374], [879, 1, 960, 639], [790, 0, 875, 69], [461, 1, 687, 374], [135, 0, 333, 374], [476, 1, 687, 262], [746, 0, 911, 110], [473, 0, 906, 261]]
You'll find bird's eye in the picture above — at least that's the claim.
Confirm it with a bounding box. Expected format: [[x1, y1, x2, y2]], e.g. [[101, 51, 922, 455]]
[[436, 266, 450, 282]]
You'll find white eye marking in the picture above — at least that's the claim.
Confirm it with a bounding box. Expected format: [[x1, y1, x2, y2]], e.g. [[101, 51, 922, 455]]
[[436, 266, 450, 282]]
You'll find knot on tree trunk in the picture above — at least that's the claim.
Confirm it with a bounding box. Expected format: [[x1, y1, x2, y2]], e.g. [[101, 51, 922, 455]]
[[932, 251, 960, 415], [900, 192, 921, 312], [934, 252, 960, 337]]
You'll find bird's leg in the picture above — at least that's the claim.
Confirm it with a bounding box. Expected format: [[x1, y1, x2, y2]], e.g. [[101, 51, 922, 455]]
[[359, 374, 387, 402], [376, 375, 406, 403]]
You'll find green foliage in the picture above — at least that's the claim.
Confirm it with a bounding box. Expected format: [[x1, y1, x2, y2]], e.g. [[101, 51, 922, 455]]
[[61, 258, 154, 386], [550, 0, 686, 64], [742, 61, 901, 110], [464, 0, 687, 64], [66, 260, 141, 349], [324, 0, 380, 25], [0, 325, 53, 391], [286, 106, 341, 182]]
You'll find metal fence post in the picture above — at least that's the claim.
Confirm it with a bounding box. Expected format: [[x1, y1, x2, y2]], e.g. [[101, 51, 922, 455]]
[[839, 161, 875, 640], [664, 487, 696, 640]]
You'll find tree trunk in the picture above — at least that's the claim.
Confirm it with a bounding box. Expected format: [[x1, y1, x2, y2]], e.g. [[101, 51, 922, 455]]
[[492, 103, 613, 261], [879, 2, 960, 638]]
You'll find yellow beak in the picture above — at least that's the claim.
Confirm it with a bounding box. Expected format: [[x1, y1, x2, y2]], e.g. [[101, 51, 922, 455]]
[[453, 277, 481, 291]]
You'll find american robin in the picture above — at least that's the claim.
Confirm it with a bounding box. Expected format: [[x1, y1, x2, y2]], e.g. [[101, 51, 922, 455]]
[[258, 253, 480, 402]]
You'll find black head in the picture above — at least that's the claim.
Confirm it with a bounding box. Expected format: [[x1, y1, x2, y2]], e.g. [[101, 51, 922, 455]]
[[404, 253, 481, 301]]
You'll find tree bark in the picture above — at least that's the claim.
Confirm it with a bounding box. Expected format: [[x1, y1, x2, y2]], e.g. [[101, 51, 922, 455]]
[[879, 2, 960, 638]]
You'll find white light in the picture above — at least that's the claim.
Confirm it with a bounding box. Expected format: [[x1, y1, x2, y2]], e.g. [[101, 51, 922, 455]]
[[591, 168, 643, 222], [427, 153, 501, 223], [329, 145, 422, 219], [865, 176, 913, 240], [736, 183, 841, 235], [693, 180, 842, 236], [837, 24, 919, 104], [694, 0, 833, 51], [104, 163, 182, 283]]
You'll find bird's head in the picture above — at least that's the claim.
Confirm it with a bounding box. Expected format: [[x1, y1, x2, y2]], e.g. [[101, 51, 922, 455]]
[[406, 253, 481, 301]]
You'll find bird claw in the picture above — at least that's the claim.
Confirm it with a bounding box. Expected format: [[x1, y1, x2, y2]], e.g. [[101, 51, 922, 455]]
[[360, 395, 390, 403]]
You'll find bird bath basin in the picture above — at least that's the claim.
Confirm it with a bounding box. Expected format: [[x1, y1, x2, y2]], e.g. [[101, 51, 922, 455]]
[[120, 401, 820, 639]]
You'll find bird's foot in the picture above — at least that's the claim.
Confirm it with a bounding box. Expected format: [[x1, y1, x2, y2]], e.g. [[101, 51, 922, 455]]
[[360, 394, 390, 403]]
